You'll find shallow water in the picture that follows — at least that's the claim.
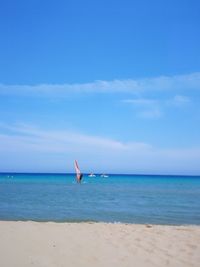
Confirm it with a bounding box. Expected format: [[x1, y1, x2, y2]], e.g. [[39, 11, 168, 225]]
[[0, 173, 200, 225]]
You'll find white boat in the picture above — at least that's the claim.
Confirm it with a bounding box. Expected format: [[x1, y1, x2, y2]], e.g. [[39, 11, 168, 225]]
[[88, 173, 96, 177], [100, 174, 109, 178]]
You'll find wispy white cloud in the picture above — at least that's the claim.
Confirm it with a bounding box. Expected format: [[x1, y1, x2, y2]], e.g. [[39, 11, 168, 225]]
[[122, 98, 157, 105], [0, 72, 200, 97], [167, 95, 191, 106], [138, 108, 162, 119], [0, 73, 195, 120], [122, 98, 162, 119], [0, 123, 150, 153], [0, 123, 200, 174], [122, 93, 191, 119]]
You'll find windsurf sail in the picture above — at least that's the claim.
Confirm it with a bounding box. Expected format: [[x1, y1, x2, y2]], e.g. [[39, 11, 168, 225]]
[[74, 160, 81, 175], [74, 160, 83, 183]]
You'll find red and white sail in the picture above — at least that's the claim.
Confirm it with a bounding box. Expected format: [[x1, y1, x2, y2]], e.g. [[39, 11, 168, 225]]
[[74, 160, 81, 175]]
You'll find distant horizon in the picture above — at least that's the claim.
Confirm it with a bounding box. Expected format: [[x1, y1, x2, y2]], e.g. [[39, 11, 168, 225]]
[[1, 171, 200, 177]]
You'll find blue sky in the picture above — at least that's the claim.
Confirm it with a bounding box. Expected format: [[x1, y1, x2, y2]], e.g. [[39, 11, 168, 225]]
[[0, 0, 200, 174]]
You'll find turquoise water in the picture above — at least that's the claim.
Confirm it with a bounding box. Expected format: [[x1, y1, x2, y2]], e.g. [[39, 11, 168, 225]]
[[0, 173, 200, 225]]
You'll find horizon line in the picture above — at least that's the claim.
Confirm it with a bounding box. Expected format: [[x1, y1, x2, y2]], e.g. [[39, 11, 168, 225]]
[[0, 171, 200, 177]]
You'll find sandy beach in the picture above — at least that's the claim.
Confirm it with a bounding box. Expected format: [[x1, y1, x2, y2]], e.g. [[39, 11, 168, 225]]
[[0, 221, 199, 267]]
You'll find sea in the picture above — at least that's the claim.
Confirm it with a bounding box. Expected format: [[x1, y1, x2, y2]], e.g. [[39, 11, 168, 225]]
[[0, 173, 200, 225]]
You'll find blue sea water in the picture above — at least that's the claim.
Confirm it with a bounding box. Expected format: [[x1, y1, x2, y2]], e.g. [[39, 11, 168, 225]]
[[0, 173, 200, 225]]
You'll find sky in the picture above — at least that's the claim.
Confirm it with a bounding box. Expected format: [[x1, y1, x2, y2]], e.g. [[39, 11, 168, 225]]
[[0, 0, 200, 174]]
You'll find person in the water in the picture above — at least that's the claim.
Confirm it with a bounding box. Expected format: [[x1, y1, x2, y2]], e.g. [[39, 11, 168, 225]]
[[76, 173, 83, 183]]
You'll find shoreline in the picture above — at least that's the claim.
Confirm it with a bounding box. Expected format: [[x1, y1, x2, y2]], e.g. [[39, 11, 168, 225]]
[[0, 221, 200, 227], [0, 221, 199, 267], [1, 219, 200, 226]]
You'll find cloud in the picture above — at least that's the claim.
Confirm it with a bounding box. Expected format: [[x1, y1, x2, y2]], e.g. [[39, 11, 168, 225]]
[[122, 98, 157, 106], [0, 72, 200, 97], [122, 93, 192, 119], [0, 73, 195, 121], [0, 123, 150, 153], [138, 108, 162, 119], [167, 95, 191, 106], [0, 123, 200, 174], [122, 98, 162, 119]]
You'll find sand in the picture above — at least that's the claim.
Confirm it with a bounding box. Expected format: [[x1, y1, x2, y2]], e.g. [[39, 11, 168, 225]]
[[0, 221, 200, 267]]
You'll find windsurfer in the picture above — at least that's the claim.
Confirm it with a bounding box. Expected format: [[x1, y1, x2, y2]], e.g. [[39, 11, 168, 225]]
[[74, 160, 83, 183]]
